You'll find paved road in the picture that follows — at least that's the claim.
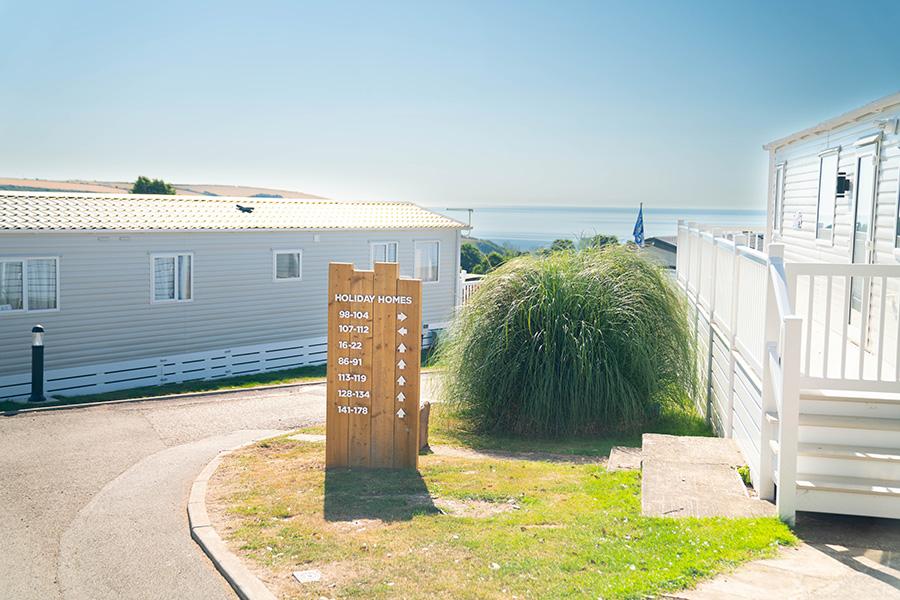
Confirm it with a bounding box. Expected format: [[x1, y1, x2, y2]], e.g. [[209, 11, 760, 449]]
[[0, 383, 328, 600]]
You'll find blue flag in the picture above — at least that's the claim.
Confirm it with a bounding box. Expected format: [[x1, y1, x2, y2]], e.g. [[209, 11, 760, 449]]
[[633, 203, 645, 246]]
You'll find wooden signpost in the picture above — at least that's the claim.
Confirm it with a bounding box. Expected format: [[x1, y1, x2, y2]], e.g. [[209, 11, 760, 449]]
[[326, 262, 422, 470]]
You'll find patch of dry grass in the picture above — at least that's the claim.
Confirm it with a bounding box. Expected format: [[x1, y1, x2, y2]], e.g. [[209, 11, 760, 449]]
[[208, 435, 795, 599]]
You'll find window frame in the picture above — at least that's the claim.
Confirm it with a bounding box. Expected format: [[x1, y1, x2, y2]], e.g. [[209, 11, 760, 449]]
[[272, 249, 303, 282], [814, 147, 840, 244], [369, 241, 399, 268], [895, 155, 900, 255], [0, 256, 61, 315], [414, 240, 441, 284], [150, 252, 194, 304], [773, 162, 785, 236]]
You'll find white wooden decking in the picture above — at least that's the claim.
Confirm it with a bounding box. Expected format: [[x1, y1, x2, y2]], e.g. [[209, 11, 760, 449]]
[[678, 221, 900, 523]]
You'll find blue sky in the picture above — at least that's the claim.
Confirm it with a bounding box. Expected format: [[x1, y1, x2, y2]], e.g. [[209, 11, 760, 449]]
[[2, 1, 899, 208]]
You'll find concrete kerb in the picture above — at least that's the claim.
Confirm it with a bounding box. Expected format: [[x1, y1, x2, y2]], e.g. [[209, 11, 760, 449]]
[[188, 439, 279, 600], [2, 378, 327, 415]]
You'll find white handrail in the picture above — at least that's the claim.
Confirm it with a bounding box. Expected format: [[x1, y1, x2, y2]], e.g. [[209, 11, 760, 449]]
[[759, 244, 801, 525], [768, 256, 793, 323], [788, 262, 900, 276], [767, 348, 784, 413], [737, 245, 768, 266]]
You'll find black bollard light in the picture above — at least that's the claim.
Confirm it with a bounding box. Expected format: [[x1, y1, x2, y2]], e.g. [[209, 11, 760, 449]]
[[28, 325, 46, 403]]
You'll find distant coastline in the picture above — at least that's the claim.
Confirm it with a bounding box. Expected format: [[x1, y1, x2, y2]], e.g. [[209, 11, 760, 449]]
[[432, 205, 766, 251]]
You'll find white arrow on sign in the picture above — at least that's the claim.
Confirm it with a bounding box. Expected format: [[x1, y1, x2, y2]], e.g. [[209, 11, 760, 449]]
[[396, 408, 406, 419], [397, 359, 407, 370], [397, 375, 406, 386], [397, 312, 407, 322], [397, 343, 407, 353], [397, 326, 408, 336], [396, 391, 406, 402]]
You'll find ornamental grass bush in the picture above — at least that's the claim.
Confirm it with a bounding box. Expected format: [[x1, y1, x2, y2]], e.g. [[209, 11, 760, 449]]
[[437, 245, 695, 436]]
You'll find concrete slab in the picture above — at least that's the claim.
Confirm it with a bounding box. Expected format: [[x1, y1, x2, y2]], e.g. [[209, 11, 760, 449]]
[[674, 541, 900, 599], [641, 434, 775, 518], [641, 433, 745, 466], [607, 446, 642, 471]]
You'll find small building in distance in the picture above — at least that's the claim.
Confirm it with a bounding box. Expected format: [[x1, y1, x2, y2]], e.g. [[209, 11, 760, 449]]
[[0, 192, 466, 400], [642, 235, 677, 269]]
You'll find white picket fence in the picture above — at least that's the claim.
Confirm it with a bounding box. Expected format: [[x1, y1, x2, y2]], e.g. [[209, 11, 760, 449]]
[[0, 336, 330, 401], [677, 220, 900, 523], [457, 272, 485, 306], [1, 327, 443, 402]]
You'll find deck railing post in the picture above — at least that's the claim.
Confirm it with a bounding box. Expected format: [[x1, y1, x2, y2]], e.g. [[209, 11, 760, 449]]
[[776, 315, 802, 526], [725, 240, 739, 438], [758, 243, 784, 500], [705, 230, 718, 427], [689, 223, 704, 417]]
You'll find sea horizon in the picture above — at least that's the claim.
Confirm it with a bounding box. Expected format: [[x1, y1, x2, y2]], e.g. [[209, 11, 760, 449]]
[[429, 205, 767, 251]]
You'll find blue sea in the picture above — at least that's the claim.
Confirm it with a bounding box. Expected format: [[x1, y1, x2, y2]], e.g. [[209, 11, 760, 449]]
[[429, 206, 766, 250]]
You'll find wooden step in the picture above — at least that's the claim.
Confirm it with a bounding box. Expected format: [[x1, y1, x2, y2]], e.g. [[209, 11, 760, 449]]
[[801, 390, 900, 419], [798, 442, 900, 462], [795, 473, 900, 496], [801, 389, 900, 403], [799, 413, 900, 431]]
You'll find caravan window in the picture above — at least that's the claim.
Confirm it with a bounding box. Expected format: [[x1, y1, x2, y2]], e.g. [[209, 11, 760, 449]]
[[152, 253, 193, 303], [273, 250, 302, 280], [414, 241, 440, 283], [815, 151, 839, 242], [896, 166, 900, 248], [370, 241, 398, 266], [0, 257, 59, 313], [774, 163, 785, 234]]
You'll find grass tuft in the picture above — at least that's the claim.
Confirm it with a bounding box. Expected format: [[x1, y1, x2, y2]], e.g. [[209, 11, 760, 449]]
[[437, 245, 696, 436]]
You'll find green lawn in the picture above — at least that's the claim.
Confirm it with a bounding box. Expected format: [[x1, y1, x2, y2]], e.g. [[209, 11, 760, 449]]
[[210, 431, 795, 599]]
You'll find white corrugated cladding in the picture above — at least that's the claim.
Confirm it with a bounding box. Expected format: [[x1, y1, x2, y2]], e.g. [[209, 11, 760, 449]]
[[768, 96, 900, 266], [0, 228, 459, 377]]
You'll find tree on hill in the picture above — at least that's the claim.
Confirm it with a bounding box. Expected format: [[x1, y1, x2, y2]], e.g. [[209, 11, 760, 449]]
[[579, 233, 619, 249], [549, 238, 575, 252], [131, 176, 176, 195], [461, 242, 487, 273], [460, 240, 524, 274], [486, 251, 506, 269]]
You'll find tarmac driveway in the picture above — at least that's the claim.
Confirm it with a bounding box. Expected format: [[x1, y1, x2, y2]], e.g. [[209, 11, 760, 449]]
[[0, 383, 329, 600]]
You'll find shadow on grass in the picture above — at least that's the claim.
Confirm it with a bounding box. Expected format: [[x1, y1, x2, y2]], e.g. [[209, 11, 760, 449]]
[[324, 467, 439, 522], [427, 402, 713, 458]]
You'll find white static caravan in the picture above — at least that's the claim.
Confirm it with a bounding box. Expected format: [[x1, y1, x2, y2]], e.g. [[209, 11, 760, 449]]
[[0, 192, 466, 400], [678, 92, 900, 523], [766, 92, 900, 267]]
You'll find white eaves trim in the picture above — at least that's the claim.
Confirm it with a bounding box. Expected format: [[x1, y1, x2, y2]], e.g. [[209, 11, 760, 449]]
[[764, 90, 900, 152]]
